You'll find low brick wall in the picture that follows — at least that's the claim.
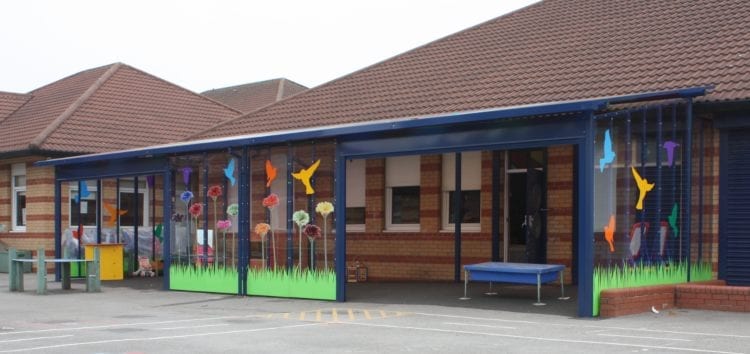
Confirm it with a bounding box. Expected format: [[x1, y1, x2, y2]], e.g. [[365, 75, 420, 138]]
[[676, 284, 750, 313], [599, 285, 676, 318], [599, 280, 730, 318]]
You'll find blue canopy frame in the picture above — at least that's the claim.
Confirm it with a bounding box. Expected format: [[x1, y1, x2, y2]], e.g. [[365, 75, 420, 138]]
[[38, 87, 706, 317]]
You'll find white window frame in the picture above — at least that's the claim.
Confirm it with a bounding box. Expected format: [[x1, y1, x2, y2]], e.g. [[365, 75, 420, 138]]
[[118, 179, 150, 228], [11, 163, 26, 232], [385, 155, 420, 231], [441, 152, 481, 232], [345, 159, 366, 232], [68, 182, 99, 228]]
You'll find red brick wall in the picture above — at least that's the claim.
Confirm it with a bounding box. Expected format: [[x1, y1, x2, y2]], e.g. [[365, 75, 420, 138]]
[[676, 284, 750, 312]]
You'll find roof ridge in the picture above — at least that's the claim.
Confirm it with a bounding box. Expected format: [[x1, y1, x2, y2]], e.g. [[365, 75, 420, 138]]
[[29, 63, 123, 150], [275, 78, 286, 101], [118, 63, 243, 117], [202, 78, 283, 94], [27, 63, 118, 95]]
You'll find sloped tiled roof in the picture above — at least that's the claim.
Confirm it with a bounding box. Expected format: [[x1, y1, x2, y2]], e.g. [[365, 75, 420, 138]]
[[197, 0, 750, 139], [0, 63, 242, 155], [0, 91, 32, 124], [202, 78, 307, 113]]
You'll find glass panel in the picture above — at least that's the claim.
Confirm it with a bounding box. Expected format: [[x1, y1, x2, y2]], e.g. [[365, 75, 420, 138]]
[[391, 186, 420, 224], [346, 207, 365, 225], [13, 175, 26, 187], [448, 190, 480, 224], [70, 191, 98, 226], [119, 191, 145, 226], [15, 190, 26, 227]]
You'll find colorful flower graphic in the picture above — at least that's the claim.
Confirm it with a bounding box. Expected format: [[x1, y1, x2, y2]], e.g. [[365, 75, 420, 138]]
[[189, 202, 203, 218], [216, 219, 232, 230], [316, 201, 334, 271], [180, 191, 194, 204], [315, 201, 334, 217], [227, 203, 239, 216], [208, 185, 222, 201], [262, 193, 279, 209]]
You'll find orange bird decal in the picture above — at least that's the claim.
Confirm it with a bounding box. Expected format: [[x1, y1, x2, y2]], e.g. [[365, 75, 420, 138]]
[[292, 159, 321, 195], [603, 214, 616, 253], [265, 160, 277, 188], [103, 202, 128, 228], [631, 167, 654, 210]]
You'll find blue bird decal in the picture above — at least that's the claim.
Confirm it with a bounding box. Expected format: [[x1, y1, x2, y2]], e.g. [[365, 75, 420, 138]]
[[75, 181, 90, 203], [599, 129, 616, 172], [224, 158, 236, 186], [663, 141, 680, 167], [668, 203, 679, 238]]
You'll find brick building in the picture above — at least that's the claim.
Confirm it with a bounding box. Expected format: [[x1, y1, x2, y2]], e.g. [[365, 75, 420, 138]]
[[36, 0, 750, 317]]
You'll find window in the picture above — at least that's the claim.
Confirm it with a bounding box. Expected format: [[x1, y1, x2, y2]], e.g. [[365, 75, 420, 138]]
[[386, 155, 420, 231], [69, 181, 98, 227], [11, 163, 26, 231], [345, 159, 366, 231], [442, 152, 481, 231], [118, 179, 149, 227]]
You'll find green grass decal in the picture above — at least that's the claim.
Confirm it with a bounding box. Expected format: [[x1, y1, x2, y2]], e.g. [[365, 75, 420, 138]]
[[170, 264, 239, 294], [247, 267, 336, 300], [593, 261, 713, 316]]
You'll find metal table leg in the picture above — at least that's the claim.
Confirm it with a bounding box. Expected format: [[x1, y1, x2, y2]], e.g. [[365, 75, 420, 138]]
[[459, 269, 471, 300], [484, 281, 498, 296], [558, 270, 570, 300], [533, 273, 545, 306]]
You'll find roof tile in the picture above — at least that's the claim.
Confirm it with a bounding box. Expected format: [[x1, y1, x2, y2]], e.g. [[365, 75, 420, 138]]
[[197, 0, 750, 140]]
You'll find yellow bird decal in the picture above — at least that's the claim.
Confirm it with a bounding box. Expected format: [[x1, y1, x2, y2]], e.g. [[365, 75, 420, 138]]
[[631, 167, 654, 210], [103, 202, 128, 228], [603, 214, 616, 253], [292, 159, 321, 195]]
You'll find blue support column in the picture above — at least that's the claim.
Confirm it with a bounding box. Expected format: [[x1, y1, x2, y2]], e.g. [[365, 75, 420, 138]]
[[577, 111, 595, 317], [334, 147, 347, 302], [54, 178, 62, 282], [116, 178, 121, 243], [286, 144, 294, 270], [684, 100, 694, 280], [491, 151, 501, 262], [134, 176, 139, 269], [162, 168, 173, 290], [96, 179, 102, 244], [239, 147, 250, 295], [202, 154, 209, 266], [454, 152, 462, 282]]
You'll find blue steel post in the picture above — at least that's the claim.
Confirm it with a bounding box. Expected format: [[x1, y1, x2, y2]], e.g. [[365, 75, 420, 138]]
[[697, 118, 704, 262], [116, 178, 120, 243], [491, 151, 500, 262], [454, 152, 462, 282], [577, 111, 595, 317], [134, 176, 139, 270], [684, 100, 694, 280], [334, 148, 347, 301], [54, 178, 62, 282], [287, 144, 294, 270], [162, 168, 173, 290], [202, 154, 209, 266], [656, 108, 663, 260], [239, 147, 250, 295], [96, 179, 102, 244]]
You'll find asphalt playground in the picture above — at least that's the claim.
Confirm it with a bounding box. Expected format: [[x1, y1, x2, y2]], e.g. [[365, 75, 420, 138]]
[[1, 273, 749, 353]]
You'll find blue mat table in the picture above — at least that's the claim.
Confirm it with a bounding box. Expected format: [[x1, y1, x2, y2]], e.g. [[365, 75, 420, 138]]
[[462, 262, 569, 305]]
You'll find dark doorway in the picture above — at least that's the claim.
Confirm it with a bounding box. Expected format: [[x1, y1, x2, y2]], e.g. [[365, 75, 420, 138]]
[[506, 149, 547, 263]]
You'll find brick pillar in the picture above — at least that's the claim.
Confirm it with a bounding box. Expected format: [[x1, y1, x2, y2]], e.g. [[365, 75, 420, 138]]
[[365, 159, 384, 232]]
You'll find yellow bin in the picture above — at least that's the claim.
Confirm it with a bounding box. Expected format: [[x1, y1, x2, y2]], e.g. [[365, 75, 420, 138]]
[[85, 243, 124, 280]]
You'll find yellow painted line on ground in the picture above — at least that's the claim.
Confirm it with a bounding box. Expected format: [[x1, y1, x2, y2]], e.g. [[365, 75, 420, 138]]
[[332, 308, 339, 322], [364, 310, 372, 320], [316, 310, 322, 322], [299, 312, 306, 321], [379, 310, 387, 318], [283, 313, 290, 319], [347, 309, 355, 321]]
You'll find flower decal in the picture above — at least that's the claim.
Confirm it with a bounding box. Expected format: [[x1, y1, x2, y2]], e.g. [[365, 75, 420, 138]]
[[226, 203, 239, 216], [171, 212, 184, 222], [255, 223, 270, 238], [262, 193, 279, 209], [207, 185, 222, 201], [292, 210, 310, 227], [188, 202, 203, 218], [315, 201, 334, 217], [216, 219, 232, 230], [303, 224, 322, 241], [180, 191, 194, 203]]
